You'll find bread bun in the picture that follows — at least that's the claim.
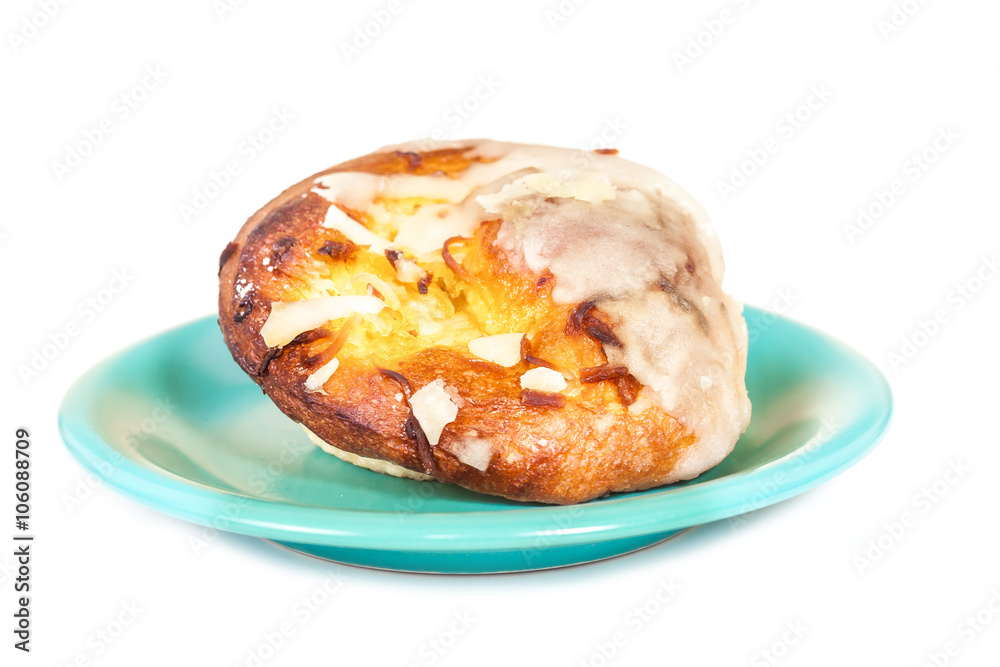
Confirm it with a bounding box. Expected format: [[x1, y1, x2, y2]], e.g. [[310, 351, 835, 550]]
[[218, 140, 751, 504]]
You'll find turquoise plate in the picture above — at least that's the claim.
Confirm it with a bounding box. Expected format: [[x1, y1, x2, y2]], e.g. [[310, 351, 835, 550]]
[[58, 307, 891, 573]]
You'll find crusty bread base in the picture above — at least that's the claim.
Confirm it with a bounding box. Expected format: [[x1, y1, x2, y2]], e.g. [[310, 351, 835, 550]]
[[217, 144, 749, 504], [301, 425, 434, 482]]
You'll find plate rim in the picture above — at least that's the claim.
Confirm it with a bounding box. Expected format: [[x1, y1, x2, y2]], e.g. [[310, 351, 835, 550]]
[[58, 307, 893, 552]]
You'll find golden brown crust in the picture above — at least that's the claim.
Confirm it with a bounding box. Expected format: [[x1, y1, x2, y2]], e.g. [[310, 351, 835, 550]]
[[218, 147, 698, 505]]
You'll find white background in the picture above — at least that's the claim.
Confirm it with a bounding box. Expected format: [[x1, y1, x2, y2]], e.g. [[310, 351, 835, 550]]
[[3, 0, 999, 665]]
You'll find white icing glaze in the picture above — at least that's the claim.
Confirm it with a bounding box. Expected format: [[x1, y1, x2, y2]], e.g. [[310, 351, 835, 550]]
[[391, 203, 466, 257], [311, 140, 751, 479], [312, 172, 382, 212]]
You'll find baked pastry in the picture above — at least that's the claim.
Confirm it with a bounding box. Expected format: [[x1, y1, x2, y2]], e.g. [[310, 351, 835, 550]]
[[218, 140, 751, 504]]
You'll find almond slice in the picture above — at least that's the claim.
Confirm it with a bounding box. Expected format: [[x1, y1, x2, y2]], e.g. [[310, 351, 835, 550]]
[[468, 333, 525, 367], [260, 295, 384, 347], [519, 367, 567, 393]]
